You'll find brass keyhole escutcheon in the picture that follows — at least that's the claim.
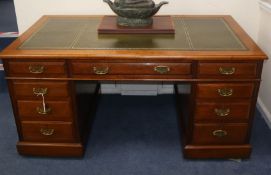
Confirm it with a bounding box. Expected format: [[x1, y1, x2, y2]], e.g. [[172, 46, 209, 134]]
[[93, 66, 109, 75], [214, 108, 231, 117], [219, 67, 236, 75], [154, 66, 170, 74], [40, 128, 55, 136], [29, 65, 45, 74], [36, 106, 52, 115], [218, 88, 233, 97], [213, 130, 227, 137], [33, 88, 48, 96]]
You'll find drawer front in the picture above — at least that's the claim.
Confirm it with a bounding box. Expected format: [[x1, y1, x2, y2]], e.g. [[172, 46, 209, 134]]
[[194, 101, 251, 122], [6, 61, 67, 77], [196, 83, 254, 98], [198, 62, 258, 78], [21, 122, 75, 142], [71, 62, 192, 76], [17, 100, 72, 121], [13, 81, 70, 98], [192, 123, 248, 145]]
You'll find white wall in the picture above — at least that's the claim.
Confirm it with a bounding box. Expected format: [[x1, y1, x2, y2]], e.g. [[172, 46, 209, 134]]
[[258, 0, 271, 127], [14, 0, 261, 40]]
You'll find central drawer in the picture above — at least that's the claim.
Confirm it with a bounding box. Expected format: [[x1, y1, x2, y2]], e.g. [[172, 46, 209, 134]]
[[70, 62, 192, 76]]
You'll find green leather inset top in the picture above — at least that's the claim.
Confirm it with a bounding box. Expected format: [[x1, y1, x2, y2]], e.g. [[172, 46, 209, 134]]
[[19, 17, 247, 51]]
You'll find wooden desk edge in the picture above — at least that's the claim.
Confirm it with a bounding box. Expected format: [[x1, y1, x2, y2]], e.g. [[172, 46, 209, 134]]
[[0, 15, 268, 61]]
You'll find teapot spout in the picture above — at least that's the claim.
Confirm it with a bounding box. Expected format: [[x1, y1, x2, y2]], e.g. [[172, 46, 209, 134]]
[[158, 1, 169, 7], [151, 1, 168, 16]]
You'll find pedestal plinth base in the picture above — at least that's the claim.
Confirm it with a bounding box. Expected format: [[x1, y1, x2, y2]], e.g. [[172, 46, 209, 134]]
[[184, 144, 252, 159], [17, 142, 84, 157]]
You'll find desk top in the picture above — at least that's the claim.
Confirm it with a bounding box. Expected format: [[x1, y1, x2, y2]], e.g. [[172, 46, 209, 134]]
[[19, 16, 246, 51], [0, 15, 267, 60]]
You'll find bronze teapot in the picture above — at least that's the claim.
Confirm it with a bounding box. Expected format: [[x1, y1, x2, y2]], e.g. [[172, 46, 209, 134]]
[[103, 0, 168, 27]]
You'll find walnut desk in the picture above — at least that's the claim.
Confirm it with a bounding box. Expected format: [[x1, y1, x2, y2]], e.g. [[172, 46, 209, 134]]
[[0, 15, 267, 159]]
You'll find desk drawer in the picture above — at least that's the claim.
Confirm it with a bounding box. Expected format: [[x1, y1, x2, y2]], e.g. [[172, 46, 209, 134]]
[[12, 80, 70, 98], [198, 62, 258, 78], [192, 123, 248, 145], [196, 83, 254, 98], [6, 61, 67, 77], [194, 101, 251, 122], [17, 100, 73, 121], [21, 122, 75, 142], [71, 62, 192, 76]]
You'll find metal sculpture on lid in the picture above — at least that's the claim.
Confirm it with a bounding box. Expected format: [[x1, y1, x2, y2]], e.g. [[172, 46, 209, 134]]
[[103, 0, 168, 27]]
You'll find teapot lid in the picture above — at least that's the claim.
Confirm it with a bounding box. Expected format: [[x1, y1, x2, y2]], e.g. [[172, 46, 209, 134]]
[[115, 0, 155, 8]]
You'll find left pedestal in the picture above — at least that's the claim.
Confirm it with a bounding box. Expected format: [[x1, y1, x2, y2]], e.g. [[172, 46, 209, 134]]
[[3, 59, 97, 157]]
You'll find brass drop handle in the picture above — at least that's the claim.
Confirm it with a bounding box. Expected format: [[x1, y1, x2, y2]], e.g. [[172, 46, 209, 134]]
[[154, 66, 170, 74], [213, 130, 228, 137], [33, 87, 51, 115], [36, 106, 52, 115], [219, 67, 236, 75], [214, 108, 231, 117], [93, 66, 109, 75], [40, 128, 55, 136], [218, 88, 233, 97], [29, 65, 45, 74], [33, 88, 48, 96]]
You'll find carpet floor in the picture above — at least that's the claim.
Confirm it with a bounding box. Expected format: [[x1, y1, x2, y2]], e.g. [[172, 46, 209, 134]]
[[0, 37, 16, 92], [0, 94, 271, 175], [0, 37, 16, 50], [0, 0, 18, 32]]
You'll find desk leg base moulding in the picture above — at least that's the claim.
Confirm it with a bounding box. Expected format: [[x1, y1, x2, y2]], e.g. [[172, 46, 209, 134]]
[[17, 142, 84, 157], [184, 145, 252, 159]]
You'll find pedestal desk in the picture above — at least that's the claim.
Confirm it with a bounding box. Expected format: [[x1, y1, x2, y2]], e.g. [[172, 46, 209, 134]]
[[0, 15, 268, 159]]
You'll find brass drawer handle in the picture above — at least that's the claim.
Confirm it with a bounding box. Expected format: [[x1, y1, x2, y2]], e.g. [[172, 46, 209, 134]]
[[218, 88, 233, 97], [93, 67, 109, 75], [29, 65, 45, 74], [40, 128, 55, 136], [214, 108, 230, 117], [213, 130, 228, 137], [36, 106, 52, 115], [33, 88, 48, 96], [219, 67, 236, 75], [154, 66, 170, 74]]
